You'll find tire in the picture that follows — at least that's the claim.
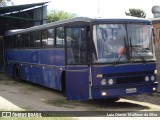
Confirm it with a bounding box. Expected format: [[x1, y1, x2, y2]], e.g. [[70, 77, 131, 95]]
[[13, 65, 21, 81]]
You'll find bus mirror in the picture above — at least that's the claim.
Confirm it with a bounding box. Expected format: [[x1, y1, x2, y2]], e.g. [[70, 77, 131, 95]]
[[152, 28, 155, 44]]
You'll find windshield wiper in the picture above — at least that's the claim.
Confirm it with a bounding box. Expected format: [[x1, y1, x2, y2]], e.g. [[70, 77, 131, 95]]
[[129, 38, 146, 63], [113, 37, 127, 66]]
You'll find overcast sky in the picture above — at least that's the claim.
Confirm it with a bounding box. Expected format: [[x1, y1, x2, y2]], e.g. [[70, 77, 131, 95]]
[[12, 0, 160, 18]]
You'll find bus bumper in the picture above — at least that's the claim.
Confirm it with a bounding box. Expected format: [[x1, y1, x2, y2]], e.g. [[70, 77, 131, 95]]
[[91, 82, 158, 99]]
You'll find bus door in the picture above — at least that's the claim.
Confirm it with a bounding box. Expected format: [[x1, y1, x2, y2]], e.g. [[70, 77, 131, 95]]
[[65, 27, 89, 100]]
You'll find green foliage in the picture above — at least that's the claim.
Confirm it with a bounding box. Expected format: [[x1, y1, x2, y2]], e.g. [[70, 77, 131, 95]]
[[47, 98, 78, 108], [47, 10, 77, 23], [0, 0, 14, 6], [125, 8, 146, 18]]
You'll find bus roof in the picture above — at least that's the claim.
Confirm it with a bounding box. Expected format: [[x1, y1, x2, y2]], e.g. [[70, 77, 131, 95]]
[[91, 16, 152, 24], [5, 16, 152, 36]]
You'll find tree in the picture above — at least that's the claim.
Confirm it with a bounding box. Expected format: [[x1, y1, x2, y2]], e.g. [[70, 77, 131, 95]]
[[47, 10, 76, 23], [0, 0, 14, 7], [125, 8, 146, 18], [0, 0, 5, 6]]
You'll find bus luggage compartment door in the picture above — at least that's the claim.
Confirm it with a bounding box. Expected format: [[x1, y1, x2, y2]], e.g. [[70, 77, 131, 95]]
[[65, 66, 89, 100]]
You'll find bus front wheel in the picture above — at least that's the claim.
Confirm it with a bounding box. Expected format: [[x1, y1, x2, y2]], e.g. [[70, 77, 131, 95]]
[[13, 65, 21, 81]]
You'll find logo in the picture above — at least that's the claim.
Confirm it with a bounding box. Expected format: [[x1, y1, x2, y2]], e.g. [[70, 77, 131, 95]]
[[2, 112, 11, 117]]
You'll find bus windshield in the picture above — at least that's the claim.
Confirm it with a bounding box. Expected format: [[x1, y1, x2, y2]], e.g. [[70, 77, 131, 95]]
[[92, 24, 155, 64]]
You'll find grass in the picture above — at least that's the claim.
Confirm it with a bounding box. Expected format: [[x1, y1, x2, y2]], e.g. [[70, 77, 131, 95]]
[[46, 98, 100, 111], [46, 99, 79, 108], [0, 74, 21, 85], [22, 85, 42, 91], [46, 98, 106, 111], [0, 74, 42, 91], [22, 106, 32, 111]]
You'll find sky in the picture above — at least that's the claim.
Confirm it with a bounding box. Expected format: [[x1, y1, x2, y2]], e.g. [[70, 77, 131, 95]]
[[12, 0, 160, 18]]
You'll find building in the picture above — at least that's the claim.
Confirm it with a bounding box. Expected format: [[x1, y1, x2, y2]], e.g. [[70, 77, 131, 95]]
[[0, 2, 48, 72], [0, 2, 48, 36], [151, 18, 160, 83]]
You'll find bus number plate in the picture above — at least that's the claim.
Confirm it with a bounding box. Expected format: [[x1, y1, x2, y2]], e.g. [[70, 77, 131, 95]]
[[126, 88, 137, 93]]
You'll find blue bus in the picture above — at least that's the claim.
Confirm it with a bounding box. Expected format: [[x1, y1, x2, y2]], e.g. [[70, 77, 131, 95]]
[[4, 17, 158, 100]]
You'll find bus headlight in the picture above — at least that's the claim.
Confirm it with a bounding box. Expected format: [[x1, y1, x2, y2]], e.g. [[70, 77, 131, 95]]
[[151, 76, 155, 81], [101, 79, 107, 85], [153, 87, 157, 91], [154, 70, 157, 74], [145, 76, 149, 82], [102, 92, 107, 96], [108, 79, 114, 85]]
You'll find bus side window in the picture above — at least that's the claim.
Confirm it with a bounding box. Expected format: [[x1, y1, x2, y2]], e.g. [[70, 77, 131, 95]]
[[5, 36, 10, 49], [30, 31, 41, 48], [30, 32, 34, 47], [56, 27, 64, 47], [48, 28, 55, 47], [10, 36, 13, 48], [8, 36, 11, 49], [21, 34, 25, 48], [13, 35, 17, 48], [42, 29, 48, 47], [22, 33, 29, 48], [17, 34, 21, 48], [25, 33, 30, 48]]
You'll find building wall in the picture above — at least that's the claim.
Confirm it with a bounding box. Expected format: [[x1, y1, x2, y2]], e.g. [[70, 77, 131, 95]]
[[0, 11, 34, 36], [152, 21, 160, 82], [33, 6, 47, 26]]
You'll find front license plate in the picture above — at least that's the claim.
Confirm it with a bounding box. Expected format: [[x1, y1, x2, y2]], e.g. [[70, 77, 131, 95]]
[[126, 88, 137, 93]]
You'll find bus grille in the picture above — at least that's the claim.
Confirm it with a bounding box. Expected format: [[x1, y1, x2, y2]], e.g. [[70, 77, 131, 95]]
[[116, 76, 144, 84]]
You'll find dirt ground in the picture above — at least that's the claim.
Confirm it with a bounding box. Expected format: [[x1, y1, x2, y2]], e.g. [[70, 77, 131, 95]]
[[0, 73, 160, 113]]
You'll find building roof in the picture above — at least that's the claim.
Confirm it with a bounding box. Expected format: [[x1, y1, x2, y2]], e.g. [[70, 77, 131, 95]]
[[0, 2, 48, 15], [150, 18, 160, 23]]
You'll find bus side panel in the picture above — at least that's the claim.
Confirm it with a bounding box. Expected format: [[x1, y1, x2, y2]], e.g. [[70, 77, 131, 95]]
[[20, 64, 61, 90], [54, 49, 65, 66], [40, 49, 55, 65], [4, 50, 15, 77], [40, 49, 61, 89], [4, 49, 65, 91], [5, 62, 14, 77], [30, 65, 42, 84], [0, 37, 4, 72], [20, 64, 30, 81], [54, 49, 65, 90]]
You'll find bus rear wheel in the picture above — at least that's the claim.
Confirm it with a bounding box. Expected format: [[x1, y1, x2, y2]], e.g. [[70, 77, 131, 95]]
[[13, 65, 21, 81]]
